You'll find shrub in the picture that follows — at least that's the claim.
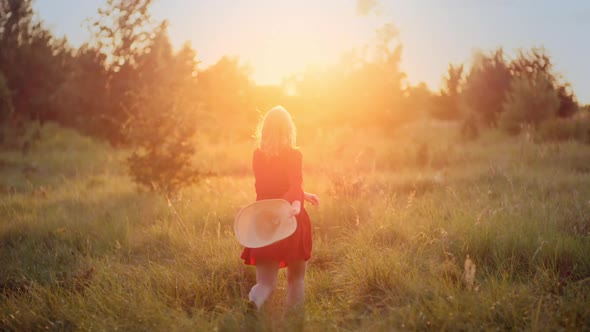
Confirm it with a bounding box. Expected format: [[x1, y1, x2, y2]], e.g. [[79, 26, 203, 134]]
[[500, 75, 559, 135], [126, 100, 200, 195], [127, 125, 200, 195], [0, 71, 13, 123], [0, 71, 14, 144], [535, 115, 590, 143]]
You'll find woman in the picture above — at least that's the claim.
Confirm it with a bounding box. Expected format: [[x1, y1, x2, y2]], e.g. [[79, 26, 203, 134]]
[[241, 105, 319, 311]]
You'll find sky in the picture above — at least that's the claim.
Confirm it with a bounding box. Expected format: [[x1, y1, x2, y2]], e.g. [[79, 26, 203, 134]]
[[34, 0, 590, 103]]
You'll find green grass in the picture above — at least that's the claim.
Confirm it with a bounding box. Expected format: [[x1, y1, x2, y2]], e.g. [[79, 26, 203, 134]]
[[1, 121, 589, 331]]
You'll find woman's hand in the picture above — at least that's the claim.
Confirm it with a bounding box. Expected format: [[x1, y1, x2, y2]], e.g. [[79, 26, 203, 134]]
[[290, 200, 302, 217], [304, 192, 320, 206]]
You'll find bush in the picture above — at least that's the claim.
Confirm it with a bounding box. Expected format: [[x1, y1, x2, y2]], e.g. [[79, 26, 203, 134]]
[[0, 71, 14, 144], [500, 75, 559, 135], [0, 71, 13, 123], [535, 115, 590, 143], [125, 83, 200, 195]]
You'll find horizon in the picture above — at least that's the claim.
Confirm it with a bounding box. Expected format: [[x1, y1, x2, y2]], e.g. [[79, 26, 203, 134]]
[[34, 0, 590, 104]]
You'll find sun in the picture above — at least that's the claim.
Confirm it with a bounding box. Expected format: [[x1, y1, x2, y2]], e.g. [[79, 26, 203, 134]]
[[170, 1, 374, 86]]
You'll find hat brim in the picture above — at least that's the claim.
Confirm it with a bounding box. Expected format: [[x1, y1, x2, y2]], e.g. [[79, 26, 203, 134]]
[[234, 199, 297, 248]]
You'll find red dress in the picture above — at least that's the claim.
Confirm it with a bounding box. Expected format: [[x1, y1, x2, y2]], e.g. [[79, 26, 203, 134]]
[[240, 148, 312, 268]]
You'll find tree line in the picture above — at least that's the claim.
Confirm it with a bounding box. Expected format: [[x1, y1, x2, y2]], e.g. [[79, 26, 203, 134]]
[[0, 0, 586, 193]]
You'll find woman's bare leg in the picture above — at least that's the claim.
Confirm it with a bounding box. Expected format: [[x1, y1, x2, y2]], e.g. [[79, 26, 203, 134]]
[[248, 260, 279, 310], [286, 260, 307, 308]]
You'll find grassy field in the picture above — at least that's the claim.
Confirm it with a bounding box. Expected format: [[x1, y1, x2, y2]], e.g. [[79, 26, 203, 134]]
[[1, 122, 589, 331]]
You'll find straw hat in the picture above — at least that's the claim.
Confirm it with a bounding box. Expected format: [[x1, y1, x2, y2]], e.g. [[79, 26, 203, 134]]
[[234, 199, 297, 248]]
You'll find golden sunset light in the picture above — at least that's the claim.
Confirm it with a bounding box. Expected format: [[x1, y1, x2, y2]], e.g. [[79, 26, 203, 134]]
[[152, 1, 370, 82], [2, 0, 590, 330]]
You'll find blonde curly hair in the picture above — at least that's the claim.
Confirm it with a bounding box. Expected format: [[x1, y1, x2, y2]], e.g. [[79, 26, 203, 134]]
[[256, 105, 296, 156]]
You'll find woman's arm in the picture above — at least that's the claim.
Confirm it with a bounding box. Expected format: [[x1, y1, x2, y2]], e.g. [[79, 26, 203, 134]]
[[291, 192, 319, 217], [304, 192, 320, 206]]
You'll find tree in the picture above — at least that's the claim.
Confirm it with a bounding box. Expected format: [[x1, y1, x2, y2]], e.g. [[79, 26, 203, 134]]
[[555, 85, 578, 118], [87, 0, 201, 193], [124, 22, 200, 194], [360, 23, 406, 126], [91, 0, 155, 70], [196, 56, 254, 138], [431, 63, 464, 120], [499, 74, 559, 134], [462, 48, 512, 126], [509, 47, 578, 118], [284, 23, 408, 129], [52, 45, 110, 136], [0, 0, 70, 127], [90, 0, 157, 145], [405, 82, 433, 120]]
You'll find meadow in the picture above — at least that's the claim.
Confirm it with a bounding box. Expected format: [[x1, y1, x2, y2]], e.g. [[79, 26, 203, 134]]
[[1, 121, 589, 331]]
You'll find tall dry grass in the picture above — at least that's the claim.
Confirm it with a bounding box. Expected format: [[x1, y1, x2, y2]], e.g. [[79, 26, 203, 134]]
[[1, 121, 589, 330]]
